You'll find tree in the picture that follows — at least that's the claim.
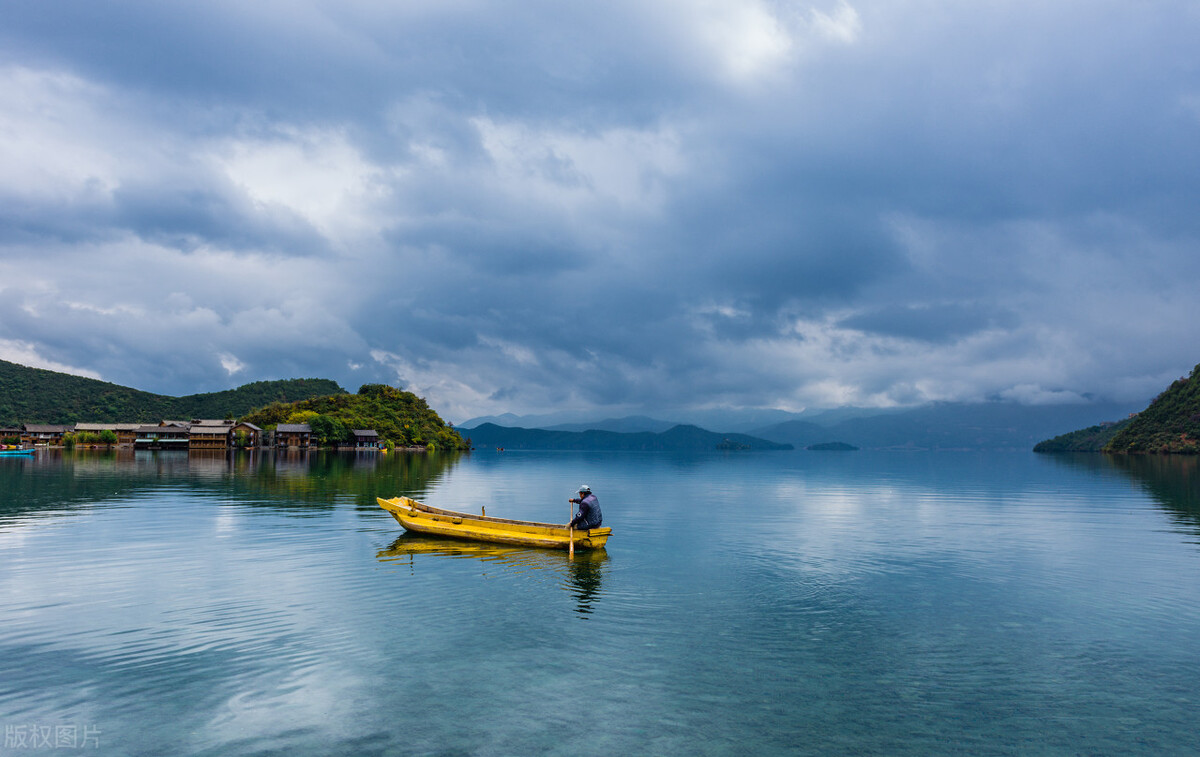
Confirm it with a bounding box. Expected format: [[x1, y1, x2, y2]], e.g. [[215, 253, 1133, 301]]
[[309, 414, 349, 447], [287, 410, 320, 425], [98, 430, 119, 446]]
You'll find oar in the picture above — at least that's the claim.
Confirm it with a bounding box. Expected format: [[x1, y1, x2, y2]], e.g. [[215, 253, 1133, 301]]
[[568, 499, 575, 558]]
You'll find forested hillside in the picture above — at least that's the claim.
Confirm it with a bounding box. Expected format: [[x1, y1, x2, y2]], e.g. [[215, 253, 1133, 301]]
[[1104, 364, 1200, 454], [0, 359, 344, 424], [1033, 419, 1132, 452], [240, 384, 467, 450]]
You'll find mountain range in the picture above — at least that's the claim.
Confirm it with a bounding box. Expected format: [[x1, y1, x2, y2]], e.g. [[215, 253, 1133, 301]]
[[462, 423, 792, 451], [462, 400, 1146, 451]]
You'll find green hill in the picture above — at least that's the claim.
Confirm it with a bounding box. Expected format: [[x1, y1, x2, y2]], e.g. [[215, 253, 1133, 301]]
[[0, 359, 344, 425], [1103, 364, 1200, 454], [240, 384, 467, 450], [1033, 419, 1132, 452]]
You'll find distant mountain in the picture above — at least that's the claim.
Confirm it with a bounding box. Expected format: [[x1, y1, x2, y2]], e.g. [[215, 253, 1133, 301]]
[[462, 423, 792, 451], [753, 401, 1145, 451], [459, 408, 813, 433], [459, 411, 597, 429], [543, 416, 677, 433], [1102, 364, 1200, 454], [746, 419, 831, 447], [0, 359, 345, 425]]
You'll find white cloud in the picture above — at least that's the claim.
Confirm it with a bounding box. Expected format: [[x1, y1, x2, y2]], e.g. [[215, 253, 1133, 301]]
[[811, 1, 861, 45], [472, 117, 685, 213], [214, 128, 389, 247], [0, 66, 122, 199], [219, 353, 246, 375]]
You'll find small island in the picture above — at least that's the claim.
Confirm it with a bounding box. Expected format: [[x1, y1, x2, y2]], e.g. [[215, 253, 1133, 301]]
[[806, 441, 859, 451]]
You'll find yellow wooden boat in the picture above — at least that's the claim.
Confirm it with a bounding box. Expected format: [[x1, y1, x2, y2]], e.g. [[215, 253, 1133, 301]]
[[377, 496, 611, 551]]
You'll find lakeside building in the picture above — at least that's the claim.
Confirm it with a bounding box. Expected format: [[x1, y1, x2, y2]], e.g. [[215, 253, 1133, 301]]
[[75, 423, 141, 445], [233, 422, 262, 447], [6, 419, 377, 451], [275, 424, 313, 448], [189, 424, 232, 451], [135, 424, 190, 450], [22, 424, 72, 446], [350, 429, 381, 449]]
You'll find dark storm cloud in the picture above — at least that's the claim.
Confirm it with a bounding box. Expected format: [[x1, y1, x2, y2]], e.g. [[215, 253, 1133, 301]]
[[1, 1, 1198, 419], [838, 303, 1015, 344]]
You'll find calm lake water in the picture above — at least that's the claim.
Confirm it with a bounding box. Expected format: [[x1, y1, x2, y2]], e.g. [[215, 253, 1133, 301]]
[[2, 448, 1199, 756]]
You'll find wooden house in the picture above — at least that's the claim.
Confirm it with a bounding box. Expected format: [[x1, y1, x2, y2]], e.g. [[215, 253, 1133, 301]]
[[188, 424, 232, 451], [232, 422, 262, 447], [275, 423, 312, 448], [350, 429, 381, 449], [134, 424, 190, 449], [22, 424, 72, 446]]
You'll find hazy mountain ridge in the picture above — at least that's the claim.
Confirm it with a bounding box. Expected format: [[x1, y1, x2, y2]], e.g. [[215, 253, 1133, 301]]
[[465, 401, 1147, 451], [752, 401, 1144, 451], [463, 423, 793, 451]]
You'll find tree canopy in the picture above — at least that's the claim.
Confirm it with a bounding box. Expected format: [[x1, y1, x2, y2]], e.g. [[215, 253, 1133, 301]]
[[242, 384, 467, 450]]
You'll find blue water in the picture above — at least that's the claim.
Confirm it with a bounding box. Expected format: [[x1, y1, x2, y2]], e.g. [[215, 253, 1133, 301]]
[[1, 449, 1199, 755]]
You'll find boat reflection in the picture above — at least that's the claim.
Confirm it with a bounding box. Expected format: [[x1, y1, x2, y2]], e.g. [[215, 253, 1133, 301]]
[[377, 533, 608, 616]]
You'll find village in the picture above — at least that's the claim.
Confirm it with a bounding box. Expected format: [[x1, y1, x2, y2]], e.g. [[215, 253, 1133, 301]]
[[0, 420, 382, 451]]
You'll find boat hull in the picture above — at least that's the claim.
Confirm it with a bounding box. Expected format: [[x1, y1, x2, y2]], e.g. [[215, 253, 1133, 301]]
[[377, 496, 611, 551]]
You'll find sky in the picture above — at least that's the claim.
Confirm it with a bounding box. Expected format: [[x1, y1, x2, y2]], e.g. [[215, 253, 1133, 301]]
[[1, 1, 1198, 424]]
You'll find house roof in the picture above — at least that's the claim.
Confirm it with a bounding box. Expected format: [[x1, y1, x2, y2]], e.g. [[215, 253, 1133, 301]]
[[136, 425, 189, 434], [23, 424, 72, 433], [75, 423, 142, 432], [352, 429, 379, 437], [276, 424, 312, 433], [234, 422, 262, 431]]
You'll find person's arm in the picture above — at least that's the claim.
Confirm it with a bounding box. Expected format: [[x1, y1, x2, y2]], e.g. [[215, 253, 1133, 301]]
[[568, 499, 589, 528]]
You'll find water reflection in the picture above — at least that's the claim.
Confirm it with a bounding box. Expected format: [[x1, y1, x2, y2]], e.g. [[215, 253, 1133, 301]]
[[0, 449, 467, 521], [1045, 452, 1200, 537], [377, 533, 608, 616]]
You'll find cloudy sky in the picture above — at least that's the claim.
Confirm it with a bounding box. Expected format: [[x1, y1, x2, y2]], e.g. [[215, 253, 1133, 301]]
[[1, 1, 1198, 422]]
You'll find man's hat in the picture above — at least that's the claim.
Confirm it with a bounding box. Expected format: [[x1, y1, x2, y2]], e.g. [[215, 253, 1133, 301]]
[[578, 484, 591, 493]]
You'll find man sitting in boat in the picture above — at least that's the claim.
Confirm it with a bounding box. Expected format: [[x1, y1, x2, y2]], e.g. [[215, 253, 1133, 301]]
[[568, 485, 603, 530]]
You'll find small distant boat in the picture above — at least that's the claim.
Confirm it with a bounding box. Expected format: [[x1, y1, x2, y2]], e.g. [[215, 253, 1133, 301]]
[[377, 496, 611, 551]]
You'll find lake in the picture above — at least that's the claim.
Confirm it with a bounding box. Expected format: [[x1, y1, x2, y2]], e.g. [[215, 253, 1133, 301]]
[[2, 449, 1199, 756]]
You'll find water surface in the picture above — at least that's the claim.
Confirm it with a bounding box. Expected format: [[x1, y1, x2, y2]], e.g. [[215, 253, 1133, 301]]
[[2, 449, 1199, 755]]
